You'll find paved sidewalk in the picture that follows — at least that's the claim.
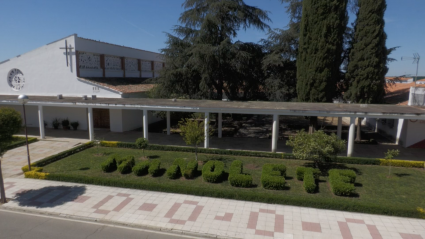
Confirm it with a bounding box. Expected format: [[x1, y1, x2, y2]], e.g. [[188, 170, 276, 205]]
[[1, 138, 88, 178], [2, 178, 424, 239]]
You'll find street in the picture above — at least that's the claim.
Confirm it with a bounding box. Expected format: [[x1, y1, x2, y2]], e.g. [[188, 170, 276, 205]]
[[0, 209, 203, 239]]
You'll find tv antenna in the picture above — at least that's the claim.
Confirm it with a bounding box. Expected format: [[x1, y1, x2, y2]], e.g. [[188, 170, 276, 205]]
[[401, 53, 420, 86]]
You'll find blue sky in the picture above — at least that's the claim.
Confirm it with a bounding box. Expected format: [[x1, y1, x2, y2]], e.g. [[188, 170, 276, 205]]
[[0, 0, 423, 76]]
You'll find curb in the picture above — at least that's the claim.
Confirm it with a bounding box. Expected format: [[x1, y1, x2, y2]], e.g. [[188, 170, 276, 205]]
[[0, 206, 239, 239]]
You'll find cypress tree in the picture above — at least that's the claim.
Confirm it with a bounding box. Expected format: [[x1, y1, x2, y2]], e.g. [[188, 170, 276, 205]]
[[345, 0, 388, 104], [296, 0, 348, 103]]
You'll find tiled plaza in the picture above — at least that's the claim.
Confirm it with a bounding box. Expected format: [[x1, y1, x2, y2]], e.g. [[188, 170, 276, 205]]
[[2, 178, 425, 239]]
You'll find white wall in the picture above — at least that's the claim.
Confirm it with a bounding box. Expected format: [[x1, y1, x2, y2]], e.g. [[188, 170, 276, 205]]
[[404, 120, 425, 147], [75, 37, 163, 62], [110, 109, 123, 132], [0, 34, 120, 98]]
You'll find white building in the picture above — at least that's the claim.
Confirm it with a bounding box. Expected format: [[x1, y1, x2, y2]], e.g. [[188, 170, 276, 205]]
[[0, 34, 164, 132]]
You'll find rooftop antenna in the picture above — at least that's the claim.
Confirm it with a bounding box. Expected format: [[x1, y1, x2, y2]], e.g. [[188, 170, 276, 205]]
[[401, 53, 420, 86]]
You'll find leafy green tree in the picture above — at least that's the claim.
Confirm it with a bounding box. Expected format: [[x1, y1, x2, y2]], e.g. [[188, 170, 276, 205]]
[[151, 0, 270, 101], [296, 0, 348, 103], [286, 130, 346, 167], [135, 138, 149, 157], [385, 149, 399, 177], [0, 107, 22, 203], [345, 0, 389, 104], [178, 117, 211, 161]]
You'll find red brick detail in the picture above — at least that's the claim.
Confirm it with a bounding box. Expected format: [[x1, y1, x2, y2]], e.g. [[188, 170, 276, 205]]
[[93, 195, 113, 209], [247, 212, 259, 229], [73, 196, 90, 203], [400, 233, 423, 239], [183, 200, 198, 205], [164, 203, 182, 218], [259, 209, 276, 214], [338, 221, 353, 239], [117, 193, 131, 197], [4, 182, 16, 190], [215, 213, 233, 222], [367, 225, 383, 239], [164, 201, 204, 225], [255, 230, 274, 237], [112, 197, 133, 212], [188, 206, 204, 221], [274, 214, 284, 233], [302, 221, 322, 233]]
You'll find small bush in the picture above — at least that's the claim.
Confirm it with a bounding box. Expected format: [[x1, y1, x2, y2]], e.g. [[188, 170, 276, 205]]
[[202, 160, 225, 183], [173, 158, 187, 176], [261, 164, 286, 190], [329, 169, 356, 196], [117, 156, 135, 174], [228, 160, 252, 188], [24, 171, 49, 179], [296, 167, 320, 181], [379, 159, 424, 168], [101, 156, 117, 172], [166, 165, 181, 179], [148, 159, 161, 176], [132, 162, 150, 176], [303, 169, 316, 193], [101, 141, 119, 147], [21, 164, 37, 173], [184, 160, 198, 179], [116, 155, 135, 167]]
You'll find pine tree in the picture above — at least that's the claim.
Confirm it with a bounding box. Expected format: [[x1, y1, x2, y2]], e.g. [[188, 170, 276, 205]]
[[151, 0, 270, 101], [345, 0, 388, 104], [296, 0, 348, 103]]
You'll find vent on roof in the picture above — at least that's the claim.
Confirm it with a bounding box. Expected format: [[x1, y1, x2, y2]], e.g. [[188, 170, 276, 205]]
[[92, 95, 97, 100], [82, 95, 88, 100], [57, 94, 63, 99]]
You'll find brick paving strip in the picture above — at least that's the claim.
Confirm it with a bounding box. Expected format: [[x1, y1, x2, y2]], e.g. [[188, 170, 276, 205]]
[[2, 178, 424, 239]]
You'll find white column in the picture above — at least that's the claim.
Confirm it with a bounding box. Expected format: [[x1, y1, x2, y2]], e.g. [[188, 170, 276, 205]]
[[38, 105, 45, 139], [272, 114, 279, 153], [87, 107, 94, 141], [347, 117, 356, 157], [166, 111, 171, 135], [218, 113, 222, 138], [337, 117, 342, 139], [396, 119, 404, 145], [143, 109, 148, 140], [204, 112, 210, 148]]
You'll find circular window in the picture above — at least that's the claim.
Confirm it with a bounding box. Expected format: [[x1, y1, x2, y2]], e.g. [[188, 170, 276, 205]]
[[7, 68, 25, 91]]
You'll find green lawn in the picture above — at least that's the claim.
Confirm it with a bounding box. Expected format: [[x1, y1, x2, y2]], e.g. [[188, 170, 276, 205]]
[[42, 147, 425, 218], [5, 136, 37, 150]]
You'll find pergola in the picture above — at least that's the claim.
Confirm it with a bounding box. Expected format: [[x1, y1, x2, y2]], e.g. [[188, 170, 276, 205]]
[[2, 95, 425, 157]]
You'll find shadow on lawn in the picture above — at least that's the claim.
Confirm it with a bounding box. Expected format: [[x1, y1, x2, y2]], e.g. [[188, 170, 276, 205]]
[[394, 173, 411, 178], [14, 186, 86, 208]]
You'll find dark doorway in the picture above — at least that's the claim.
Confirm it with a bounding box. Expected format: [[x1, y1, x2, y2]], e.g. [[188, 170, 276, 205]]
[[93, 108, 110, 128]]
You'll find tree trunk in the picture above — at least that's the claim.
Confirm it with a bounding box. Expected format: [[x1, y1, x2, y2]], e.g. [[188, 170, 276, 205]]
[[0, 160, 6, 204], [356, 117, 362, 141], [309, 116, 318, 134]]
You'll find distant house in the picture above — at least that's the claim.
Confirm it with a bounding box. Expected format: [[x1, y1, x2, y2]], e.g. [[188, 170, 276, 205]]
[[0, 34, 164, 132], [365, 77, 425, 148]]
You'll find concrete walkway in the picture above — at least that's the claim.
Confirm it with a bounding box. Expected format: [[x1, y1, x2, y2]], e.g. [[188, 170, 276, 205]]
[[1, 138, 88, 178], [17, 127, 425, 161], [2, 178, 424, 239]]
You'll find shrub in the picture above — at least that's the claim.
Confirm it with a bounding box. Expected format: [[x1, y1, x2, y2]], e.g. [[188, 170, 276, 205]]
[[286, 130, 346, 166], [202, 160, 225, 183], [116, 155, 135, 167], [24, 171, 49, 179], [117, 160, 133, 174], [261, 164, 286, 190], [379, 159, 424, 168], [296, 167, 320, 181], [184, 160, 198, 179], [173, 158, 187, 176], [303, 169, 316, 193], [166, 165, 181, 179], [6, 137, 37, 151], [148, 159, 161, 176], [101, 155, 117, 172], [228, 160, 252, 187], [101, 141, 119, 147], [21, 163, 37, 173], [329, 169, 356, 196], [135, 138, 149, 156], [132, 162, 150, 176]]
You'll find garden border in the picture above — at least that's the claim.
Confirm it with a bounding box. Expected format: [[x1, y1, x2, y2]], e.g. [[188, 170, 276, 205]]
[[6, 137, 38, 151]]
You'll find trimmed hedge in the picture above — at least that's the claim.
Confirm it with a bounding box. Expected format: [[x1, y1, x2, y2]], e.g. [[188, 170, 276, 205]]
[[228, 160, 252, 188], [101, 155, 117, 172], [45, 173, 420, 218], [21, 164, 37, 173], [261, 164, 286, 190], [184, 160, 198, 179], [132, 162, 150, 176], [329, 169, 357, 196], [296, 167, 320, 181], [379, 159, 424, 168], [100, 140, 425, 168], [25, 171, 49, 179], [303, 169, 317, 193], [173, 158, 187, 176], [117, 160, 133, 174], [6, 137, 38, 151], [166, 165, 181, 179], [148, 159, 161, 176], [202, 160, 225, 183]]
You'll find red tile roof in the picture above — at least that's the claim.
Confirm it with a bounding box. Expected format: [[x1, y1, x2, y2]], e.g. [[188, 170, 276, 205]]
[[79, 77, 155, 94], [385, 81, 425, 105]]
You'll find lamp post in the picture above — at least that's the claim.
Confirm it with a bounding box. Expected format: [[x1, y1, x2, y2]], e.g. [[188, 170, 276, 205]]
[[18, 95, 31, 171]]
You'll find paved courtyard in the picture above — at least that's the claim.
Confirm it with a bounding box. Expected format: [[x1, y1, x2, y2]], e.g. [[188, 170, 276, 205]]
[[1, 138, 88, 178], [2, 178, 425, 239]]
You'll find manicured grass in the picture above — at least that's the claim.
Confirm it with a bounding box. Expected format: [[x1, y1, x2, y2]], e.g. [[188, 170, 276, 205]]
[[42, 147, 425, 218], [5, 136, 37, 150]]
